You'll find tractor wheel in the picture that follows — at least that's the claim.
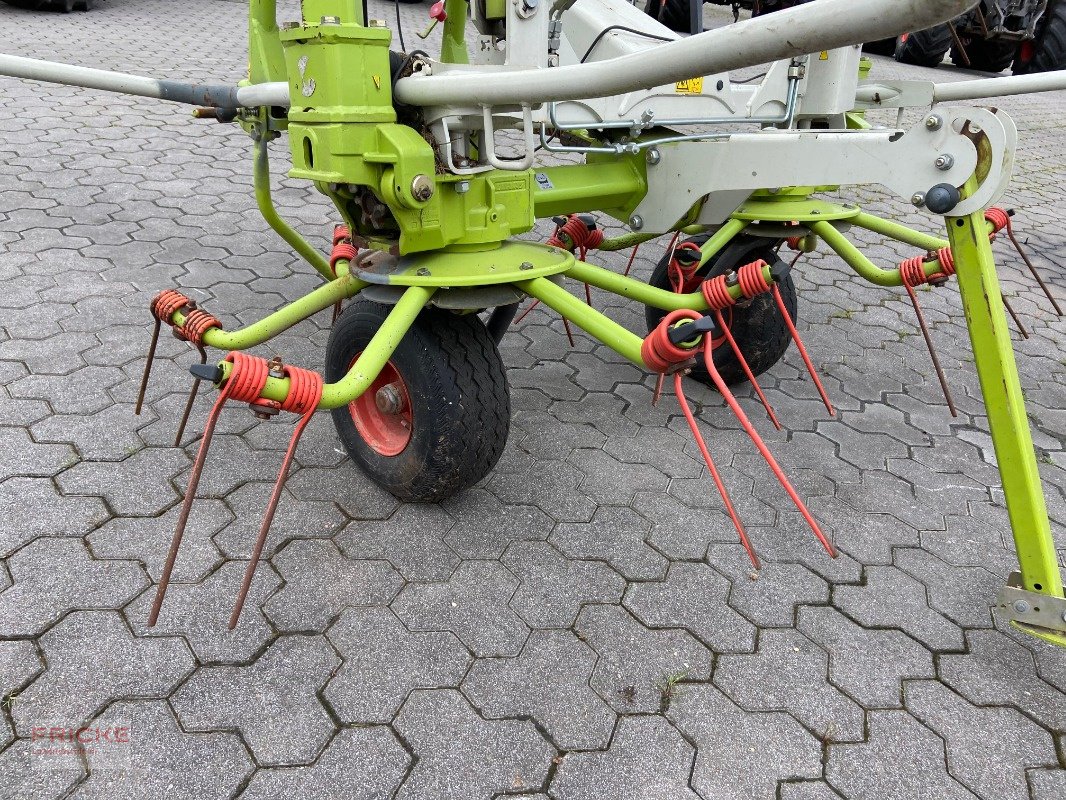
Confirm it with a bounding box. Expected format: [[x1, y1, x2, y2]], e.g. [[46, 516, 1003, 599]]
[[643, 0, 693, 34], [863, 39, 897, 56], [644, 234, 798, 388], [1014, 2, 1066, 73], [952, 37, 1018, 72], [895, 25, 952, 67], [326, 297, 511, 502]]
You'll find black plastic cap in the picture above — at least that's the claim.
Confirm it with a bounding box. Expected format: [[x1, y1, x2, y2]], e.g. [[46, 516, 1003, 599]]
[[190, 363, 224, 384], [925, 183, 962, 215]]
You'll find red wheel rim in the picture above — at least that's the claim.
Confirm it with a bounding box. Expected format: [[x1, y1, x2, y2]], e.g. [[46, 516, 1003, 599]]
[[348, 355, 413, 456]]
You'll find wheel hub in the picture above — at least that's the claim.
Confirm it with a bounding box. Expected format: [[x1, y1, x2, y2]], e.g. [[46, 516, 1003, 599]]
[[347, 357, 413, 457], [375, 383, 406, 415]]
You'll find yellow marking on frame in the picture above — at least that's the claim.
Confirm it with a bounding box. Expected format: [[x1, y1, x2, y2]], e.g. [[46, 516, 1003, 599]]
[[819, 50, 830, 60], [675, 77, 704, 95]]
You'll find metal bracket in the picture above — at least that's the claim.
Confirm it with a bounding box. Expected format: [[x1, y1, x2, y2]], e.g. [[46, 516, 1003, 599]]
[[995, 571, 1066, 635]]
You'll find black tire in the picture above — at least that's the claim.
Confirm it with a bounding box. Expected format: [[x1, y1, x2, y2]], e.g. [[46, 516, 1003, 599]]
[[643, 0, 693, 33], [644, 234, 798, 388], [0, 0, 49, 9], [1014, 2, 1066, 74], [895, 25, 952, 67], [863, 38, 897, 56], [952, 37, 1017, 72], [326, 297, 510, 502]]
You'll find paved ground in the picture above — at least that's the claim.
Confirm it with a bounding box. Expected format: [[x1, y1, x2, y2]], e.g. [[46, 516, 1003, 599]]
[[1, 0, 1065, 798]]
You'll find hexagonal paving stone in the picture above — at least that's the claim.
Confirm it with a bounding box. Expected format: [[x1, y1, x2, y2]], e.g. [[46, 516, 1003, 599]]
[[551, 505, 667, 581], [171, 635, 340, 767], [336, 503, 460, 582], [624, 561, 756, 653], [550, 715, 700, 800], [905, 680, 1058, 800], [11, 611, 194, 736], [715, 628, 865, 742], [575, 604, 711, 714], [668, 683, 822, 800], [393, 689, 555, 800], [392, 560, 530, 657], [462, 629, 615, 751], [501, 540, 624, 629], [240, 727, 410, 800], [324, 606, 471, 724], [74, 700, 254, 799], [0, 476, 109, 557], [0, 537, 147, 637], [826, 711, 979, 800], [262, 539, 402, 632]]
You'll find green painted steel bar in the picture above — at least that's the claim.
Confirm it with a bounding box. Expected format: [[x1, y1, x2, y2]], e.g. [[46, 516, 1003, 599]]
[[517, 277, 648, 367], [697, 218, 749, 267], [811, 220, 943, 287], [851, 212, 950, 251], [253, 136, 334, 281], [441, 0, 470, 64], [216, 284, 435, 409], [946, 211, 1064, 602], [172, 271, 366, 351], [248, 0, 286, 84], [533, 162, 645, 220], [564, 259, 771, 311]]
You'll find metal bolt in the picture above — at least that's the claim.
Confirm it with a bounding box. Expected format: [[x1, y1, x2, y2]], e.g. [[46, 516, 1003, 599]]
[[646, 148, 661, 165], [368, 18, 387, 27], [267, 355, 285, 379], [1013, 599, 1031, 614], [454, 180, 471, 194], [416, 267, 431, 277], [925, 114, 943, 131], [411, 174, 434, 202], [934, 154, 955, 171], [375, 384, 406, 415], [911, 192, 926, 207], [320, 15, 341, 24], [629, 214, 644, 231], [282, 20, 301, 29], [519, 261, 534, 270]]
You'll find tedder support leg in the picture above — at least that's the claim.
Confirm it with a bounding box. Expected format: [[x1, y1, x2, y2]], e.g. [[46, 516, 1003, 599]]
[[947, 211, 1066, 646], [253, 136, 334, 281]]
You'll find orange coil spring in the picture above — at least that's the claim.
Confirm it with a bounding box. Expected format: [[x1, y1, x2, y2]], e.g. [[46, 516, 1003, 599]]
[[333, 225, 351, 246], [151, 289, 190, 322], [280, 364, 324, 415], [180, 309, 222, 345], [701, 275, 735, 311], [984, 207, 1010, 235], [548, 215, 604, 253], [221, 352, 271, 404], [641, 309, 703, 373], [330, 241, 358, 273], [785, 235, 804, 251], [736, 260, 771, 298], [899, 247, 955, 286]]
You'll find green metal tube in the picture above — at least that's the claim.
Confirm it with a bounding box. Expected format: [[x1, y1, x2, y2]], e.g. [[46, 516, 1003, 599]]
[[172, 271, 366, 351], [441, 0, 470, 64], [946, 212, 1064, 604], [254, 137, 334, 281], [851, 212, 950, 251], [217, 284, 434, 409], [565, 258, 771, 311], [697, 218, 749, 267], [517, 277, 648, 367], [248, 0, 286, 84], [811, 220, 942, 287], [533, 162, 645, 220]]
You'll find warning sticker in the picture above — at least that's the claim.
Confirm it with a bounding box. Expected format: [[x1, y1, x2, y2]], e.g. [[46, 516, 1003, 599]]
[[674, 77, 704, 95], [819, 50, 830, 60]]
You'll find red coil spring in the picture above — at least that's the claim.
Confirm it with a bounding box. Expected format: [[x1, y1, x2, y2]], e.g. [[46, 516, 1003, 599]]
[[221, 352, 271, 403], [548, 215, 604, 255], [641, 309, 703, 373], [333, 225, 351, 246], [700, 275, 734, 311], [280, 364, 324, 415], [984, 206, 1010, 235], [785, 235, 804, 251], [667, 241, 704, 293], [330, 241, 358, 273], [737, 260, 771, 298], [180, 308, 222, 345], [151, 289, 190, 322], [899, 247, 955, 286]]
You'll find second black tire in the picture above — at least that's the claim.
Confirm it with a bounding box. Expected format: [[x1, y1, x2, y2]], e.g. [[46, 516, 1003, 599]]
[[644, 235, 798, 388], [895, 25, 952, 68], [326, 298, 510, 502]]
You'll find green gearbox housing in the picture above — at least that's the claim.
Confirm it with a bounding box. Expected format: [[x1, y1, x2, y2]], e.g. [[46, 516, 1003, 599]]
[[280, 15, 536, 254]]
